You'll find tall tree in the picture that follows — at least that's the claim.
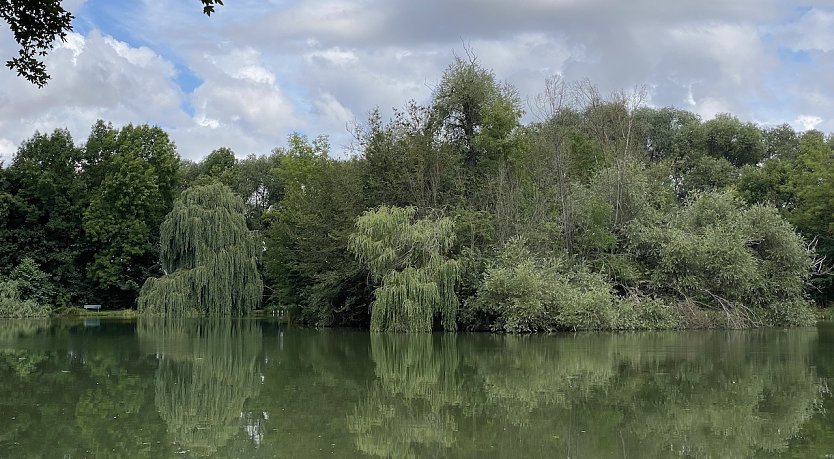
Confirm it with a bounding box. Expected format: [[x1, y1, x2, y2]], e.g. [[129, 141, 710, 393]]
[[200, 147, 236, 179], [229, 152, 283, 229], [82, 123, 180, 305], [1, 128, 89, 305], [633, 107, 701, 162], [264, 133, 373, 325], [138, 183, 262, 316], [432, 55, 521, 169], [83, 150, 159, 296], [697, 114, 766, 167]]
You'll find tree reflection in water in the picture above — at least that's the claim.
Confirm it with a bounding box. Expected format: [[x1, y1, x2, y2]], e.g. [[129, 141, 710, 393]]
[[348, 333, 463, 458], [0, 320, 829, 457], [349, 330, 826, 458], [139, 319, 263, 456]]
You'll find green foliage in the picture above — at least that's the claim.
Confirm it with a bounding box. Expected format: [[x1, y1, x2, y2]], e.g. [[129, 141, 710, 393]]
[[628, 191, 813, 327], [737, 129, 834, 303], [788, 131, 834, 257], [633, 107, 701, 162], [1, 128, 89, 307], [432, 56, 522, 169], [764, 123, 800, 160], [469, 239, 629, 332], [138, 183, 262, 316], [82, 122, 181, 305], [349, 206, 459, 332], [264, 135, 372, 325], [567, 184, 617, 255], [1, 59, 829, 329], [1, 0, 74, 86], [697, 113, 767, 167], [9, 257, 54, 306], [0, 279, 50, 318], [361, 105, 462, 209], [614, 294, 682, 330], [681, 155, 738, 195], [200, 147, 236, 178], [84, 151, 157, 292], [738, 159, 793, 207], [567, 159, 675, 256], [229, 153, 283, 229]]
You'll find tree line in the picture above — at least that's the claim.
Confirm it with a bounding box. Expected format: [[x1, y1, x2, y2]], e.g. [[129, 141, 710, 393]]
[[1, 57, 832, 330]]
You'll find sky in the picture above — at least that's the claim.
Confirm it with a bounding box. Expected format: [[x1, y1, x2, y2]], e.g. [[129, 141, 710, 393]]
[[1, 0, 832, 163]]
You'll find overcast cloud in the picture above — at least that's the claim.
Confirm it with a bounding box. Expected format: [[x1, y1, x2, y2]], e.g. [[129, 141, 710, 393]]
[[0, 0, 832, 162]]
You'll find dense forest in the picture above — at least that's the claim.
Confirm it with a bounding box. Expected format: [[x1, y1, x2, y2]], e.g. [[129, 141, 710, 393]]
[[1, 58, 832, 331]]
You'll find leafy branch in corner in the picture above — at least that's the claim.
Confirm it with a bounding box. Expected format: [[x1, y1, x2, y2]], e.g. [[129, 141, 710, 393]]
[[0, 0, 223, 87]]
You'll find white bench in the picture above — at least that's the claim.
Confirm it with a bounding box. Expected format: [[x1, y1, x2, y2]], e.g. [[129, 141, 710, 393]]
[[83, 304, 102, 311]]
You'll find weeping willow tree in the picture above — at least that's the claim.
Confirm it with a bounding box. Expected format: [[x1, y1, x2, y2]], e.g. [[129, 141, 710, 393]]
[[138, 319, 263, 456], [138, 183, 263, 316], [348, 206, 459, 332]]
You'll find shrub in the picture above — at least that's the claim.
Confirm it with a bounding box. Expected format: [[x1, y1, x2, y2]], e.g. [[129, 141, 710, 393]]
[[10, 258, 55, 306], [469, 239, 620, 332], [614, 294, 682, 330], [0, 280, 51, 318], [627, 191, 813, 327]]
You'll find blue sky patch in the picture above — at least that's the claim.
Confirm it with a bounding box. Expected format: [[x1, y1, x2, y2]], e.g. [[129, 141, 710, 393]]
[[778, 48, 813, 64]]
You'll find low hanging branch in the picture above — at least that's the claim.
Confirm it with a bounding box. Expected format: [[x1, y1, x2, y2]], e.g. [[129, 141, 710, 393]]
[[138, 183, 263, 316], [349, 206, 459, 333]]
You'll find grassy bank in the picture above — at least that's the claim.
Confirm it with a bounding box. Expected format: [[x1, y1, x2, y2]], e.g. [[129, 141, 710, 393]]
[[52, 307, 138, 319]]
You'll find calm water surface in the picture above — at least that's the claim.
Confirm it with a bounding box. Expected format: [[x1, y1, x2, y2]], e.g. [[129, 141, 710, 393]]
[[2, 319, 834, 458]]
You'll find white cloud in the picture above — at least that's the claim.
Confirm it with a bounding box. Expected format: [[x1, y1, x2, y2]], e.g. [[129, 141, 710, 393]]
[[0, 30, 188, 158], [794, 115, 823, 131], [304, 47, 359, 67], [0, 138, 16, 164], [185, 46, 299, 155], [782, 9, 834, 52]]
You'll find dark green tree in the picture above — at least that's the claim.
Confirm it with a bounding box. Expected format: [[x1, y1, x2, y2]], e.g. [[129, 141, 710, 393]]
[[739, 129, 834, 303], [697, 113, 766, 167], [82, 123, 181, 306], [264, 134, 373, 325], [200, 147, 236, 179], [230, 152, 283, 229], [633, 107, 701, 162], [83, 151, 159, 296], [1, 129, 89, 306]]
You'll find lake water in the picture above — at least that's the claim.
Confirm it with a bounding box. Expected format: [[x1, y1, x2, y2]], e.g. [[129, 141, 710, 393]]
[[1, 319, 834, 458]]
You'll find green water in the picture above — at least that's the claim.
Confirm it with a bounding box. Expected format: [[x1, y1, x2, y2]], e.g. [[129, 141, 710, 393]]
[[1, 320, 834, 458]]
